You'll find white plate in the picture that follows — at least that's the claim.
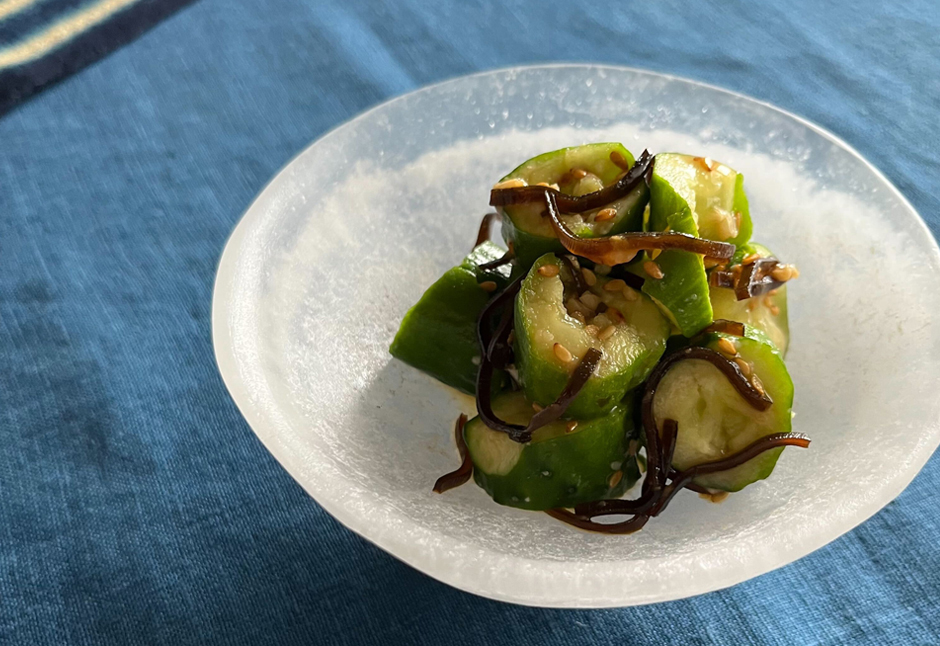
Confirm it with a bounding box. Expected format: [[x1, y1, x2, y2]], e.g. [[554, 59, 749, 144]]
[[212, 65, 940, 607]]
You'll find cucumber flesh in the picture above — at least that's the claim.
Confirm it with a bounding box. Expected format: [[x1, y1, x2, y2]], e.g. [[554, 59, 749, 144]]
[[652, 328, 793, 491], [515, 254, 670, 418], [465, 391, 640, 510]]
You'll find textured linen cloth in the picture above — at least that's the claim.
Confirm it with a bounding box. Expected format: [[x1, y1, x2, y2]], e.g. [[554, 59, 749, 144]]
[[1, 1, 939, 644]]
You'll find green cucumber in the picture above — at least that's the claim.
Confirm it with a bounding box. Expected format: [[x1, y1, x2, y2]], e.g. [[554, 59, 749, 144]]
[[465, 391, 640, 510], [710, 242, 790, 355], [515, 253, 670, 418], [497, 143, 648, 269], [652, 327, 794, 491], [643, 154, 754, 337], [389, 242, 511, 394]]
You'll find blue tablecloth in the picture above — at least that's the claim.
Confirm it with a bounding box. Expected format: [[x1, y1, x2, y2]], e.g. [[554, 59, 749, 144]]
[[2, 1, 939, 644]]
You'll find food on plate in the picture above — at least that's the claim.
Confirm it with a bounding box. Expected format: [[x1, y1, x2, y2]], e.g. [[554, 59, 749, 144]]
[[392, 144, 808, 533]]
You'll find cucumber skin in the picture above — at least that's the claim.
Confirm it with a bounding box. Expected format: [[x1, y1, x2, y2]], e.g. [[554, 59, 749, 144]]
[[644, 171, 714, 337], [514, 255, 669, 419], [389, 242, 510, 395], [728, 173, 753, 248], [467, 402, 640, 511], [691, 328, 793, 491]]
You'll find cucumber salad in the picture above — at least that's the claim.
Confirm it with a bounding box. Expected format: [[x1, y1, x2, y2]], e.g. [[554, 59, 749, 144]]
[[390, 143, 809, 534]]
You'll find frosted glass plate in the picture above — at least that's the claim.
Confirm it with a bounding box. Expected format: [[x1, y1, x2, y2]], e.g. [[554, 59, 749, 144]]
[[212, 65, 940, 607]]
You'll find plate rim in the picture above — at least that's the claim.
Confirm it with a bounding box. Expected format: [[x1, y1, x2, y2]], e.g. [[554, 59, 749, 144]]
[[212, 63, 940, 608]]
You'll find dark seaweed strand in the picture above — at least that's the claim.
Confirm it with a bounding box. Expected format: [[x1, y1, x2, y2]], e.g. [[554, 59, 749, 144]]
[[701, 319, 746, 338], [489, 149, 654, 214], [433, 414, 472, 493], [524, 349, 603, 437], [476, 275, 523, 358], [735, 257, 785, 301], [475, 298, 526, 438], [474, 212, 499, 248], [545, 508, 651, 535], [544, 191, 735, 266], [558, 254, 588, 295], [650, 432, 811, 516]]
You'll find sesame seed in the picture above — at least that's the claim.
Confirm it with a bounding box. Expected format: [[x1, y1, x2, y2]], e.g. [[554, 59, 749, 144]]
[[622, 287, 638, 302], [536, 182, 551, 187], [594, 264, 612, 276], [751, 374, 765, 395], [595, 208, 617, 222], [763, 296, 775, 308], [650, 248, 662, 261], [717, 337, 737, 356], [771, 265, 792, 282], [553, 343, 573, 363], [742, 253, 760, 266], [479, 281, 497, 292], [770, 305, 780, 316], [699, 491, 730, 503], [643, 261, 664, 279], [532, 402, 543, 412], [581, 267, 597, 286], [734, 211, 743, 230], [538, 264, 560, 277], [571, 310, 586, 324], [610, 150, 630, 169], [604, 279, 627, 292], [584, 324, 600, 336], [599, 325, 616, 341], [734, 358, 751, 376], [692, 156, 716, 173], [606, 306, 624, 323], [566, 420, 579, 433], [570, 168, 588, 180], [608, 470, 624, 488], [790, 266, 800, 278], [493, 178, 527, 190]]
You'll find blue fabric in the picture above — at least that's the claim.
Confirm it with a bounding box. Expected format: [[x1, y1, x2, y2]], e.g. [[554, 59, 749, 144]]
[[2, 1, 939, 644]]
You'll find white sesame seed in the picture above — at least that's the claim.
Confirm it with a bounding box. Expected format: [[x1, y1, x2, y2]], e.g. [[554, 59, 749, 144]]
[[608, 470, 624, 488], [599, 325, 616, 341], [553, 343, 573, 363], [609, 150, 630, 169], [595, 208, 617, 222], [581, 267, 597, 286], [717, 337, 737, 356], [584, 324, 600, 336], [538, 264, 560, 277], [479, 281, 497, 292], [604, 279, 627, 292], [643, 261, 664, 280], [742, 253, 760, 266], [734, 358, 751, 376]]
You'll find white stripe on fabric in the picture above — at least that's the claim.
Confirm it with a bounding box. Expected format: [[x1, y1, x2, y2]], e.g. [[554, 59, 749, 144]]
[[0, 0, 139, 68]]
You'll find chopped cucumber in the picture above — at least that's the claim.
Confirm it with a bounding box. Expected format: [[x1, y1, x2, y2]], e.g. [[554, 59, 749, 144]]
[[465, 391, 640, 510], [652, 327, 793, 491], [390, 241, 511, 394], [710, 242, 790, 355], [498, 143, 648, 269], [515, 253, 670, 418]]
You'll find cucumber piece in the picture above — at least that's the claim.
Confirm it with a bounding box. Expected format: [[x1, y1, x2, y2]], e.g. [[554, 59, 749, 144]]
[[710, 242, 790, 355], [515, 253, 670, 418], [465, 391, 640, 510], [389, 241, 511, 394], [497, 143, 649, 269], [654, 153, 752, 246], [643, 154, 754, 337], [652, 327, 794, 491]]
